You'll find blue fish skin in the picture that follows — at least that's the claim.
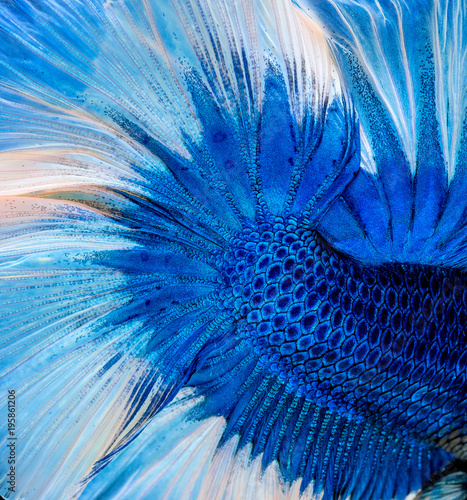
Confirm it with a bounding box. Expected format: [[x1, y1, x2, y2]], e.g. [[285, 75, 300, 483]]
[[219, 216, 467, 441], [187, 214, 466, 498]]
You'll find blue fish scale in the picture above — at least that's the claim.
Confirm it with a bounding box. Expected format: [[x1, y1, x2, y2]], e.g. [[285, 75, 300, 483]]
[[220, 216, 467, 444]]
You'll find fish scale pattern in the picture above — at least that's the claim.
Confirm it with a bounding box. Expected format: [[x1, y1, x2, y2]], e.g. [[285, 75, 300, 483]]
[[219, 215, 467, 446]]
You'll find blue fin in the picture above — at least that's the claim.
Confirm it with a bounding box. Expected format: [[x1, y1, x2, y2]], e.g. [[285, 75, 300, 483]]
[[296, 0, 467, 268]]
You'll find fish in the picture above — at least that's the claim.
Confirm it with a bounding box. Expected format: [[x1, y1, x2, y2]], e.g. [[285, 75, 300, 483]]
[[0, 0, 466, 499]]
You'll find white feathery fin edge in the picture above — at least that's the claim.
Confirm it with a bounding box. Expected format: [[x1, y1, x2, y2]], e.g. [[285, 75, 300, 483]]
[[295, 0, 467, 180], [261, 0, 333, 124], [168, 0, 340, 161], [0, 0, 325, 163], [298, 0, 467, 179], [0, 0, 201, 160], [80, 389, 312, 500], [294, 0, 420, 172], [0, 199, 192, 499], [170, 0, 335, 125], [432, 0, 467, 180]]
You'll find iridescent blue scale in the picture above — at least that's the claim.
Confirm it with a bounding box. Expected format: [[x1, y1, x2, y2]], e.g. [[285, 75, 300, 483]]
[[216, 216, 467, 452]]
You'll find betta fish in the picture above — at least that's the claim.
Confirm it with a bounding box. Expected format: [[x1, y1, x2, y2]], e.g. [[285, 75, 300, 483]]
[[0, 0, 466, 499]]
